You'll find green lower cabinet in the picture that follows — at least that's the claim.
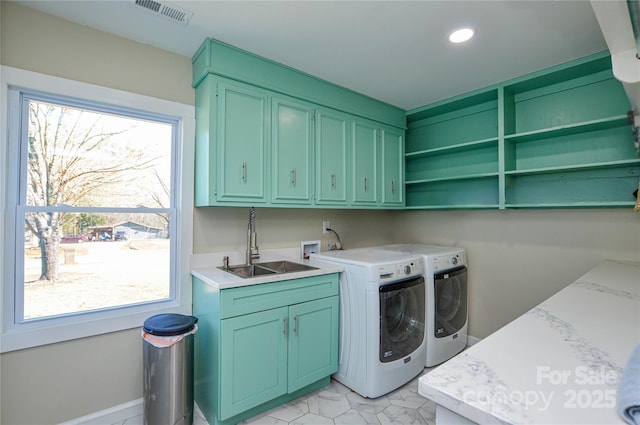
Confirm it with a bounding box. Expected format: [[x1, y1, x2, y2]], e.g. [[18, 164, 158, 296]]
[[287, 297, 339, 391], [193, 273, 339, 425], [220, 307, 288, 420]]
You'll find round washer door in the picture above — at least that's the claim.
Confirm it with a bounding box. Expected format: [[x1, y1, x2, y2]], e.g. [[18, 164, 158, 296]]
[[434, 266, 467, 338], [379, 276, 425, 363]]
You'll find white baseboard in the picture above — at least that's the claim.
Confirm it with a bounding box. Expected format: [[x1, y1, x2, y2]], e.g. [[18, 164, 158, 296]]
[[59, 398, 143, 425], [60, 400, 207, 425], [466, 335, 481, 346]]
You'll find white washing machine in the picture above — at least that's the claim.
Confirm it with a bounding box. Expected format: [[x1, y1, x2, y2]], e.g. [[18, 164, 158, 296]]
[[310, 248, 426, 398], [380, 244, 468, 367]]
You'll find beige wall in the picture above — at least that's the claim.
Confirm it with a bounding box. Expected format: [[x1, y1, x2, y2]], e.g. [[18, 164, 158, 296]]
[[392, 209, 640, 338], [1, 329, 142, 422], [0, 3, 194, 424], [193, 207, 398, 254], [0, 5, 398, 423], [0, 2, 193, 106], [195, 207, 639, 340], [1, 2, 639, 424]]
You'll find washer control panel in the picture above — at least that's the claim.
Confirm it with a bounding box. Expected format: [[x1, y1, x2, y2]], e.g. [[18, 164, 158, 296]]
[[377, 259, 423, 280], [432, 252, 466, 271]]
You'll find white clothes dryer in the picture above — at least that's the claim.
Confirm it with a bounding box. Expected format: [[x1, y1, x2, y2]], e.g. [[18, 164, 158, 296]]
[[380, 244, 468, 367], [310, 248, 426, 398]]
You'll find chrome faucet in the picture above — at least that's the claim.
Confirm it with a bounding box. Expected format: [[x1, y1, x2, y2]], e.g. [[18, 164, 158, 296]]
[[246, 207, 260, 265]]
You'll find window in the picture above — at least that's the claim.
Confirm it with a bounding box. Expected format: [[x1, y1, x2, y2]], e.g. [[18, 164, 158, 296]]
[[1, 66, 194, 352], [21, 95, 175, 320]]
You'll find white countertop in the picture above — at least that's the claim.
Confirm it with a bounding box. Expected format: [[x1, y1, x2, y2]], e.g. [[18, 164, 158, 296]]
[[419, 260, 640, 425], [191, 250, 342, 290]]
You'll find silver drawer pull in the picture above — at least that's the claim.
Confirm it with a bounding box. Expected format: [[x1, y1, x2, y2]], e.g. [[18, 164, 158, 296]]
[[291, 168, 297, 186], [242, 162, 247, 182]]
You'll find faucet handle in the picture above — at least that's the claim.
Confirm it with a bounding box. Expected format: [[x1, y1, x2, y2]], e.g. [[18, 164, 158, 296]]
[[251, 234, 260, 259], [223, 256, 229, 268]]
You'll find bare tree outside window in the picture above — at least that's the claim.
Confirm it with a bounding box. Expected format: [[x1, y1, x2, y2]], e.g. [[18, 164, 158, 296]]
[[21, 98, 174, 319]]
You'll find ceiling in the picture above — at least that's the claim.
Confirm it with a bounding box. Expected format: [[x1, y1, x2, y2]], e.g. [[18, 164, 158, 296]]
[[13, 0, 609, 111]]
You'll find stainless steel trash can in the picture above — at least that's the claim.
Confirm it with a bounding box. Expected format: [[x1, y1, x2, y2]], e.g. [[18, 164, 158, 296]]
[[143, 313, 198, 425]]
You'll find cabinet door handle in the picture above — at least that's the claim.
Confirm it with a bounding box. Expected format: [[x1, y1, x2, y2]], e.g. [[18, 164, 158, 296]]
[[331, 173, 336, 190], [293, 315, 298, 335], [364, 177, 369, 192], [391, 179, 396, 194], [283, 316, 288, 336], [242, 162, 247, 182], [291, 168, 297, 186]]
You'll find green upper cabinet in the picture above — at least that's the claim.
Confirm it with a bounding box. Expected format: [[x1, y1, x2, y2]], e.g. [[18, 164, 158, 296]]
[[380, 126, 404, 206], [501, 56, 639, 208], [194, 75, 216, 206], [405, 51, 639, 209], [405, 90, 500, 209], [315, 109, 349, 206], [271, 98, 313, 204], [351, 118, 378, 205], [216, 80, 269, 203], [350, 119, 405, 208], [192, 38, 406, 209]]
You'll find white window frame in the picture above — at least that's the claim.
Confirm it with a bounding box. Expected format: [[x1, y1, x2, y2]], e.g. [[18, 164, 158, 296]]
[[0, 66, 195, 353]]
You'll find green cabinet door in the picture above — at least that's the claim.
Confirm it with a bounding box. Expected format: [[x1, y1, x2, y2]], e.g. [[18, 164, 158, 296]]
[[217, 81, 268, 203], [287, 296, 339, 392], [351, 118, 378, 205], [219, 307, 288, 420], [316, 109, 349, 205], [272, 98, 313, 204], [380, 127, 404, 206], [195, 274, 339, 425]]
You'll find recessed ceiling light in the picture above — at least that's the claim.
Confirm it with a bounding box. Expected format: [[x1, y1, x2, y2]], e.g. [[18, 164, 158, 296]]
[[448, 27, 475, 44]]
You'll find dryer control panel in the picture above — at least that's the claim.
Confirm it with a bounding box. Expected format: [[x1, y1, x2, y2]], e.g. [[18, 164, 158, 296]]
[[377, 259, 423, 280], [432, 251, 466, 272]]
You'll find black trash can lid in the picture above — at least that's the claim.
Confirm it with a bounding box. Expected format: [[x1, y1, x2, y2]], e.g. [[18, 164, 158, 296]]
[[143, 313, 198, 336]]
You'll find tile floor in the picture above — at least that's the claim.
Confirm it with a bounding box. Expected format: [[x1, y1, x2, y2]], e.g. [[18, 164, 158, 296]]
[[118, 368, 436, 425]]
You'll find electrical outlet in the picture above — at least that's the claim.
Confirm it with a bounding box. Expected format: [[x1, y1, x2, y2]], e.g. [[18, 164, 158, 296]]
[[322, 221, 330, 234]]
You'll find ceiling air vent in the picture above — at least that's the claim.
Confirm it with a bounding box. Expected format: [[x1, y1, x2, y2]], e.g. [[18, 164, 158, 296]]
[[133, 0, 193, 25]]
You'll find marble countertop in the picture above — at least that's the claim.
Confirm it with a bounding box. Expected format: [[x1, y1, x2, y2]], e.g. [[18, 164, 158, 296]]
[[419, 260, 640, 425], [191, 250, 342, 290]]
